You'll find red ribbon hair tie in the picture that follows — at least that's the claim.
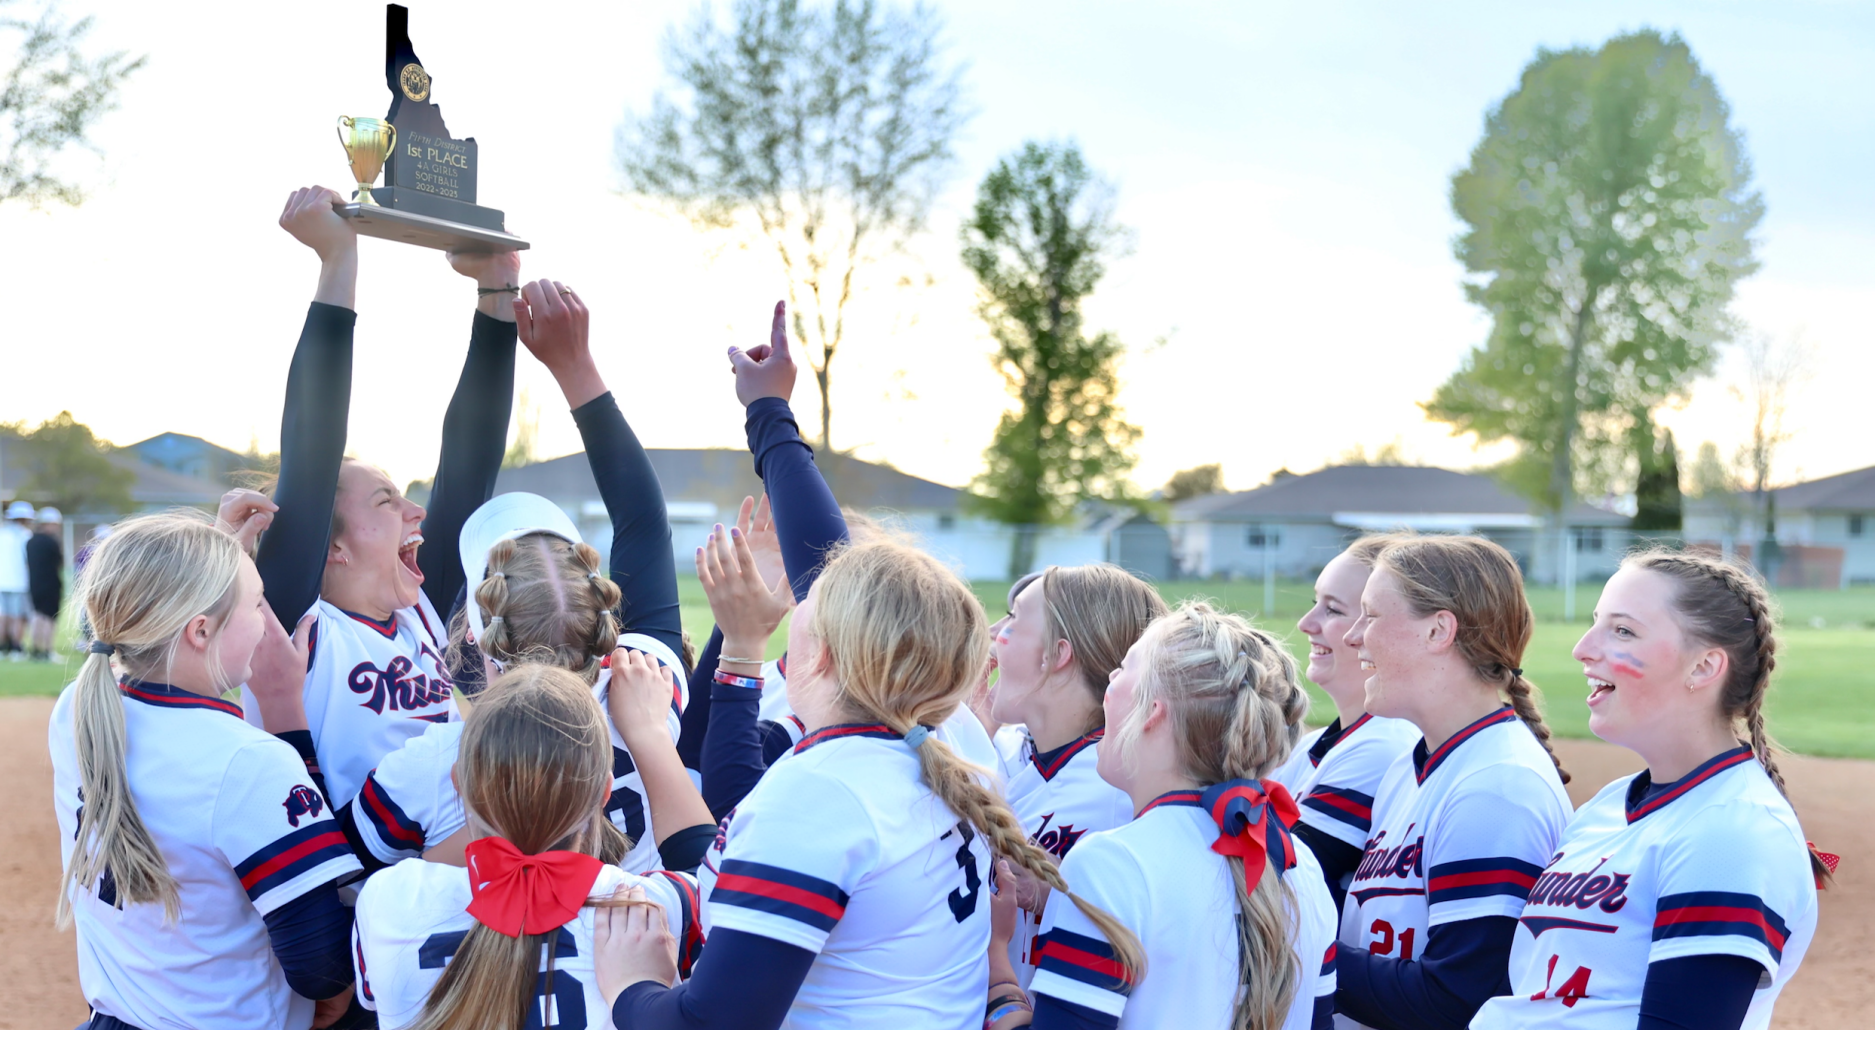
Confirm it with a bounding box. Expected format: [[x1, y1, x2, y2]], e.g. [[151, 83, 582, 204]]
[[464, 837, 605, 938], [1199, 779, 1301, 898], [1809, 841, 1841, 890]]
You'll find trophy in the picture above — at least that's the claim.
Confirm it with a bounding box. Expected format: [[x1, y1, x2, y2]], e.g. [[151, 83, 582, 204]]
[[332, 4, 528, 254]]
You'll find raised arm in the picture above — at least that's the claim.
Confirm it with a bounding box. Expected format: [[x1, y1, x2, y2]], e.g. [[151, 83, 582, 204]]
[[254, 187, 357, 627], [516, 280, 684, 661], [415, 252, 521, 618]]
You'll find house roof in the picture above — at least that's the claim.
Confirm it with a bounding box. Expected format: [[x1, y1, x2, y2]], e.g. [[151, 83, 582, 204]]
[[1172, 465, 1629, 527], [494, 448, 962, 514], [1765, 464, 1875, 512]]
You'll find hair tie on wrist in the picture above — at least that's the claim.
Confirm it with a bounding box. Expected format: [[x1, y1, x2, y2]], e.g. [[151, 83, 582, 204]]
[[903, 724, 935, 750], [477, 285, 521, 297], [88, 641, 115, 655]]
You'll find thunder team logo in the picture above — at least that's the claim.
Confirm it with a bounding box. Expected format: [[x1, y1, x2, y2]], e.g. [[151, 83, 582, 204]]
[[283, 784, 326, 828], [348, 656, 453, 714], [1029, 812, 1090, 857]]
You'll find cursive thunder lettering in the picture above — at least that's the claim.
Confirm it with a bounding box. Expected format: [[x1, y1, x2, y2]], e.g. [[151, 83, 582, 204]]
[[347, 656, 453, 714], [1525, 856, 1630, 913], [1354, 826, 1425, 882]]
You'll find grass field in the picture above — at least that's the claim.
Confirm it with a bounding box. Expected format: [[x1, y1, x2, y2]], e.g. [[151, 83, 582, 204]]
[[5, 576, 1870, 758]]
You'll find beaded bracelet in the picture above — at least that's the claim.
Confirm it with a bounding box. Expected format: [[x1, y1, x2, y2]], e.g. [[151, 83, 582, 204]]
[[713, 669, 764, 690]]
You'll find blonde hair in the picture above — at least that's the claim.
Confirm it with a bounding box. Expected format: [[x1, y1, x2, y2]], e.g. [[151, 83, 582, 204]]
[[1624, 549, 1832, 885], [57, 510, 245, 927], [1376, 535, 1569, 784], [1037, 564, 1169, 733], [413, 665, 625, 1029], [1109, 602, 1312, 1029], [808, 540, 1145, 986]]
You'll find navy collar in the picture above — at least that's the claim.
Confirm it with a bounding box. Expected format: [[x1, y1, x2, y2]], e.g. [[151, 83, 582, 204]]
[[1308, 713, 1373, 769], [792, 722, 900, 755], [121, 679, 244, 720], [1412, 708, 1516, 784], [1030, 727, 1104, 782], [1625, 745, 1755, 824], [336, 606, 398, 639]]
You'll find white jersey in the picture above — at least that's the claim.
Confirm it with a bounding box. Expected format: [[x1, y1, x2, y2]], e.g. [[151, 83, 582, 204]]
[[993, 723, 1029, 787], [707, 724, 993, 1029], [1284, 714, 1422, 851], [352, 633, 686, 874], [242, 594, 455, 809], [1472, 747, 1817, 1030], [353, 859, 701, 1029], [1002, 728, 1134, 986], [1340, 709, 1570, 1023], [50, 680, 362, 1029], [751, 655, 1000, 772], [1028, 790, 1338, 1029], [1267, 725, 1327, 792], [0, 521, 27, 591]]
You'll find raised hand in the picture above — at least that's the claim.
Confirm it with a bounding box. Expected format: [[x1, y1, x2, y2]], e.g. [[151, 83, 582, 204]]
[[246, 608, 315, 734], [515, 279, 605, 408], [594, 895, 678, 1005], [449, 249, 523, 322], [606, 646, 682, 749], [279, 186, 355, 262], [726, 300, 798, 407], [696, 522, 792, 663], [735, 494, 787, 593], [216, 487, 277, 556]]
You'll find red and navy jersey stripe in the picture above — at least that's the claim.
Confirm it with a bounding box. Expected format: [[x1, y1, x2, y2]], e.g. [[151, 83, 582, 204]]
[[1302, 784, 1375, 832], [1320, 942, 1337, 977], [1625, 746, 1755, 824], [792, 722, 900, 755], [1031, 727, 1104, 781], [337, 606, 399, 640], [354, 930, 374, 1003], [1036, 927, 1134, 995], [711, 859, 850, 932], [1136, 789, 1202, 816], [1307, 713, 1373, 769], [648, 870, 706, 977], [234, 819, 353, 901], [1413, 707, 1515, 783], [355, 772, 425, 854], [1653, 891, 1791, 962], [121, 680, 244, 720], [1426, 856, 1543, 906]]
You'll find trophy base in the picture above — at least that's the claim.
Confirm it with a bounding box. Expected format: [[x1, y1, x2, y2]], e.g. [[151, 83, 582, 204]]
[[335, 202, 530, 254], [363, 185, 504, 230]]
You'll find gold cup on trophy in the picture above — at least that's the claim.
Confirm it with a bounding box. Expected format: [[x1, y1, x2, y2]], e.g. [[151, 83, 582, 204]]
[[336, 116, 397, 207]]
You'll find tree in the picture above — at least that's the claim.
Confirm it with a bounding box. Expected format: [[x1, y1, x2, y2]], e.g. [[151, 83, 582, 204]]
[[10, 410, 133, 513], [1731, 328, 1810, 541], [1164, 464, 1223, 503], [1630, 424, 1681, 532], [1426, 30, 1760, 521], [1333, 440, 1408, 467], [961, 141, 1139, 578], [2, 0, 144, 207], [618, 0, 966, 453]]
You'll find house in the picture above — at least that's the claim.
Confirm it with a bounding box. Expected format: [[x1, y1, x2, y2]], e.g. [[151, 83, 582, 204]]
[[1, 430, 230, 563], [1170, 465, 1632, 584], [1684, 464, 1875, 587]]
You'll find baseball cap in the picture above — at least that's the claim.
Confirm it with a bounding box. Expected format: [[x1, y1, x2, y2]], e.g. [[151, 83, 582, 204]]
[[457, 492, 583, 646], [35, 506, 61, 525], [5, 501, 34, 521]]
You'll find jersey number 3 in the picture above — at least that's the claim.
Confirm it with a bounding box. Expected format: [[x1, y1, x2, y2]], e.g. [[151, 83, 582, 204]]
[[940, 821, 982, 923]]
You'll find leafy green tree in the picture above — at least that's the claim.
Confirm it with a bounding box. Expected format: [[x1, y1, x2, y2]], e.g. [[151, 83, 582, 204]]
[[1164, 464, 1223, 503], [2, 0, 144, 207], [618, 0, 967, 453], [962, 141, 1140, 577], [1427, 30, 1760, 519], [14, 410, 133, 512], [1631, 424, 1681, 532]]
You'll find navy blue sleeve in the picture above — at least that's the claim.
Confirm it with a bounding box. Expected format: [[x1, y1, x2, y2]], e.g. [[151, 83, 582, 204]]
[[744, 397, 846, 601], [1313, 993, 1335, 1029], [1333, 915, 1517, 1029], [610, 927, 814, 1029], [699, 679, 767, 821], [573, 392, 683, 660], [1292, 821, 1360, 918], [417, 311, 517, 619], [655, 824, 718, 874], [334, 799, 391, 878], [676, 628, 723, 770], [262, 880, 353, 1000], [758, 720, 795, 766], [1637, 954, 1761, 1029], [1029, 992, 1119, 1029], [254, 303, 355, 627]]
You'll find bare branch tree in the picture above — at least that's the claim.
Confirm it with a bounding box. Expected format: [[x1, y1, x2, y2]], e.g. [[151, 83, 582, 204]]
[[1729, 328, 1812, 537], [617, 0, 967, 452], [1, 0, 144, 208]]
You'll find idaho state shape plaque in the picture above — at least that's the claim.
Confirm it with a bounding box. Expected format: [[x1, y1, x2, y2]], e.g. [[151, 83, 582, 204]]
[[334, 4, 528, 253]]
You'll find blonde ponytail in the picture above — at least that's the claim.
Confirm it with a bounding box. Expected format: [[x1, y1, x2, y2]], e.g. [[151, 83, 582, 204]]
[[810, 541, 1147, 987], [57, 511, 245, 928]]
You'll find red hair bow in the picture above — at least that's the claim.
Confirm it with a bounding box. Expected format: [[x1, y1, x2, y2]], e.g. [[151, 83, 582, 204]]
[[465, 837, 605, 938], [1199, 779, 1301, 897], [1809, 842, 1841, 890]]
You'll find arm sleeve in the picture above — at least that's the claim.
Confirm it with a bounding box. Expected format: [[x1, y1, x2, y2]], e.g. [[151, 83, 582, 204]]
[[1423, 768, 1561, 928], [273, 730, 332, 814], [676, 628, 723, 771], [254, 302, 355, 627], [1333, 916, 1519, 1029], [574, 392, 683, 660], [656, 825, 720, 875], [1649, 803, 1811, 977], [215, 741, 362, 917], [610, 927, 814, 1029], [1313, 994, 1335, 1029], [699, 679, 768, 821], [1636, 954, 1762, 1030], [705, 768, 877, 953], [1030, 992, 1119, 1030], [1292, 821, 1361, 918], [1026, 836, 1147, 1022], [262, 880, 354, 1000], [744, 397, 846, 602], [759, 720, 797, 766], [416, 310, 517, 619], [345, 724, 464, 866]]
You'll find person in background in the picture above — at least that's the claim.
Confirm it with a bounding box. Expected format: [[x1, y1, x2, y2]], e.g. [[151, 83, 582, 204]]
[[0, 500, 32, 660], [27, 506, 64, 662]]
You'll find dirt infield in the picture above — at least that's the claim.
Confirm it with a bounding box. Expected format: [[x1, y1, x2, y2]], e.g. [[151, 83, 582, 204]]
[[0, 694, 1867, 1029]]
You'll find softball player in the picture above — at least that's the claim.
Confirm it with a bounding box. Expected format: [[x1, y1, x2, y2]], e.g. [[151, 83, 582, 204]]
[[51, 513, 360, 1029], [1472, 551, 1826, 1029], [1335, 535, 1571, 1029], [353, 665, 701, 1029]]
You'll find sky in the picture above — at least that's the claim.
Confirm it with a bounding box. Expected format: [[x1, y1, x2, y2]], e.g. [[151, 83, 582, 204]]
[[3, 0, 1871, 497]]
